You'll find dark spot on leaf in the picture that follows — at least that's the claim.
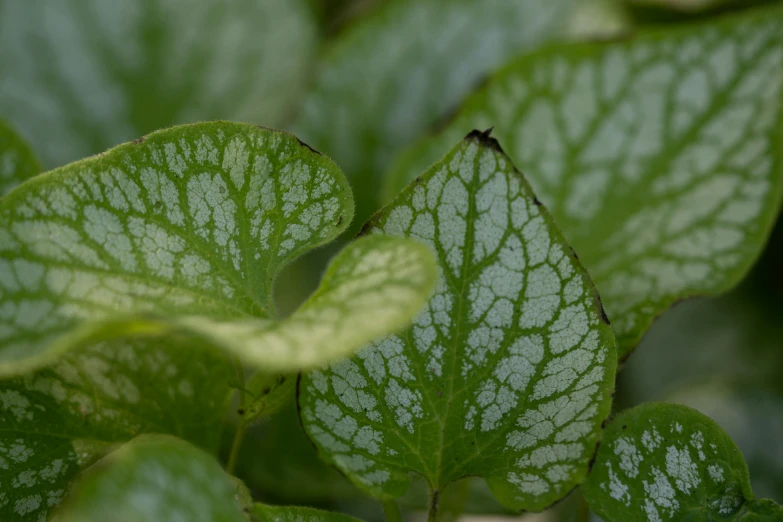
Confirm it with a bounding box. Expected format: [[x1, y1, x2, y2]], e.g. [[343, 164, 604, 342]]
[[338, 215, 343, 226], [262, 388, 270, 395], [622, 425, 627, 430], [132, 136, 146, 145], [436, 390, 442, 398], [533, 196, 542, 206], [237, 408, 245, 415]]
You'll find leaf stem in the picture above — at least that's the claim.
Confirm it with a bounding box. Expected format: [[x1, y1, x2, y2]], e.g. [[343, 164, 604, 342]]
[[427, 489, 439, 522], [227, 356, 248, 475], [382, 499, 402, 522]]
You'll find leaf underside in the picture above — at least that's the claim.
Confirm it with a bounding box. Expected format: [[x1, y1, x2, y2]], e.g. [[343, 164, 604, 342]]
[[55, 435, 247, 522], [293, 0, 575, 221], [0, 0, 316, 168], [386, 4, 783, 358], [584, 403, 783, 521], [0, 119, 40, 197], [299, 132, 617, 511]]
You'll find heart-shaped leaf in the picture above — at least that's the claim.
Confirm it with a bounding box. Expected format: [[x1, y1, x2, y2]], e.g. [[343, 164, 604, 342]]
[[54, 434, 247, 522], [0, 119, 40, 196], [0, 122, 437, 376], [0, 338, 235, 522], [0, 0, 316, 168], [299, 132, 617, 512], [252, 504, 363, 522], [584, 403, 783, 521], [385, 4, 783, 358], [293, 0, 576, 222]]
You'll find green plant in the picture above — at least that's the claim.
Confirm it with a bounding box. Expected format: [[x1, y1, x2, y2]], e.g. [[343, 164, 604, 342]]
[[1, 1, 782, 521]]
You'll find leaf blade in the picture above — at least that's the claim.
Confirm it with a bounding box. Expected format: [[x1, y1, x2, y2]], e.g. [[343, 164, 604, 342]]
[[55, 435, 246, 522], [584, 403, 783, 522], [299, 132, 617, 511]]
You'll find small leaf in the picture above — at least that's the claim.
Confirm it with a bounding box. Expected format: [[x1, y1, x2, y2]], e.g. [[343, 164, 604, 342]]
[[55, 435, 246, 522], [243, 373, 296, 422], [294, 0, 576, 222], [386, 4, 783, 357], [0, 118, 40, 196], [251, 504, 363, 522], [0, 0, 317, 168], [0, 338, 235, 522], [299, 132, 617, 511], [0, 122, 437, 376], [584, 403, 783, 522]]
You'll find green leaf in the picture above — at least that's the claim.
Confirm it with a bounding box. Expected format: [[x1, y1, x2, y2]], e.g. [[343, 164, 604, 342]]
[[584, 403, 783, 522], [251, 504, 363, 522], [0, 338, 235, 522], [0, 0, 316, 168], [55, 435, 246, 522], [243, 373, 296, 422], [0, 122, 437, 376], [293, 0, 576, 222], [0, 119, 40, 196], [386, 5, 783, 358], [299, 132, 617, 511]]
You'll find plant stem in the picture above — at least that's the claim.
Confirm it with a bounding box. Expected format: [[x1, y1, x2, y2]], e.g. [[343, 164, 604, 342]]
[[382, 499, 402, 522], [227, 356, 247, 475], [427, 489, 439, 522]]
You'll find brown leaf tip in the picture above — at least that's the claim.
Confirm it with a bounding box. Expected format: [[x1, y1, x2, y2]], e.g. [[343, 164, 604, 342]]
[[464, 128, 504, 154]]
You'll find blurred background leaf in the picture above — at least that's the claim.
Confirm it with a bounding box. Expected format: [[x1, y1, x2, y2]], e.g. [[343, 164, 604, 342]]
[[0, 0, 317, 168]]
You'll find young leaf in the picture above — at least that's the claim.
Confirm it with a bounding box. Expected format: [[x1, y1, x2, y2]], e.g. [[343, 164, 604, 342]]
[[55, 435, 247, 522], [299, 132, 617, 511], [386, 4, 783, 357], [0, 122, 436, 376], [293, 0, 576, 222], [0, 338, 235, 522], [0, 119, 40, 196], [252, 504, 363, 522], [0, 0, 316, 168], [584, 403, 783, 521]]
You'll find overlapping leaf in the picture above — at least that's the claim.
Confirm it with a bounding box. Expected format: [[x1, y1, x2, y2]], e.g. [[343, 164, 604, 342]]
[[0, 339, 234, 522], [585, 403, 783, 521], [0, 119, 40, 196], [55, 435, 247, 522], [300, 133, 617, 512], [0, 0, 316, 168], [293, 0, 576, 222], [386, 4, 783, 357], [0, 122, 437, 376]]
